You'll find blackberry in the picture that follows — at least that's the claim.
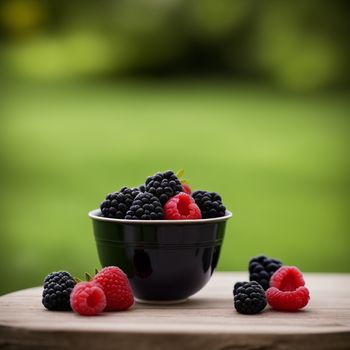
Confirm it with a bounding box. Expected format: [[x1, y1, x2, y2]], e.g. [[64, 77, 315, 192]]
[[138, 184, 146, 192], [233, 281, 266, 314], [125, 192, 164, 220], [100, 187, 140, 218], [192, 190, 226, 218], [145, 170, 183, 205], [249, 255, 283, 290], [42, 271, 76, 311]]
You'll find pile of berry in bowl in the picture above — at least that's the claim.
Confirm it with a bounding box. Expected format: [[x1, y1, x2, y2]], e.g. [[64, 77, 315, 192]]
[[89, 170, 232, 303]]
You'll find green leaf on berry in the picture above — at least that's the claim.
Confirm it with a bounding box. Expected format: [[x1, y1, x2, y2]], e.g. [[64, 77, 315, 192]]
[[85, 272, 93, 282], [74, 277, 82, 284], [95, 268, 100, 275], [176, 169, 185, 178]]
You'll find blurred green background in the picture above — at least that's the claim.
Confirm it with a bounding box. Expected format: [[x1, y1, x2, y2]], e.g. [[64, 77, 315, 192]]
[[1, 0, 349, 295]]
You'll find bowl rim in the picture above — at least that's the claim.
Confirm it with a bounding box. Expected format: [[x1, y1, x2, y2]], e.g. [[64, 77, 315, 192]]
[[88, 209, 232, 225]]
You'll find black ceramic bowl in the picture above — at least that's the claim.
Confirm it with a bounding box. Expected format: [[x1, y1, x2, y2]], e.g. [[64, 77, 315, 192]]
[[89, 209, 232, 304]]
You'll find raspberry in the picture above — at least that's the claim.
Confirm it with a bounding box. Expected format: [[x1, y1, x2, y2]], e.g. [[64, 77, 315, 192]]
[[270, 266, 305, 290], [233, 281, 267, 314], [70, 282, 106, 316], [164, 192, 202, 220], [182, 183, 192, 195], [145, 170, 183, 205], [93, 266, 134, 311], [100, 187, 141, 219], [266, 287, 309, 311], [192, 190, 226, 218], [266, 266, 310, 311], [42, 271, 76, 311], [249, 255, 283, 290]]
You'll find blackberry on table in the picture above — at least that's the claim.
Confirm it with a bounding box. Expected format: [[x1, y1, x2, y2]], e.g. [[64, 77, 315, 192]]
[[100, 187, 140, 219], [233, 281, 266, 314], [192, 190, 226, 218], [125, 192, 164, 220], [42, 271, 76, 311], [249, 255, 283, 290], [145, 170, 183, 205]]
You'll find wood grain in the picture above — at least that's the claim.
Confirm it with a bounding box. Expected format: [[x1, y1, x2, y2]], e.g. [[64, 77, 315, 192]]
[[1, 272, 349, 350]]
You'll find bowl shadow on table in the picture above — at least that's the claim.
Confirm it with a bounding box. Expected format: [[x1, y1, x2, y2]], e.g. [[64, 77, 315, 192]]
[[132, 299, 313, 315], [134, 297, 224, 309]]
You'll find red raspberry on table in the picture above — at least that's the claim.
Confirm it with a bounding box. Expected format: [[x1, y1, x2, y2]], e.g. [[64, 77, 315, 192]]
[[70, 282, 106, 316], [266, 266, 310, 311], [164, 192, 202, 220], [270, 266, 305, 290], [93, 266, 134, 311], [182, 183, 192, 195]]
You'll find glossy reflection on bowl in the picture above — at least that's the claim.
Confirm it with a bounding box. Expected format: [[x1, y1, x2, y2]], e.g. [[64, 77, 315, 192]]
[[89, 209, 232, 302]]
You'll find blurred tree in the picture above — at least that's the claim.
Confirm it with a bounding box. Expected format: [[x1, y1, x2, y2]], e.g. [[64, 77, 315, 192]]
[[0, 0, 348, 90], [254, 0, 349, 90]]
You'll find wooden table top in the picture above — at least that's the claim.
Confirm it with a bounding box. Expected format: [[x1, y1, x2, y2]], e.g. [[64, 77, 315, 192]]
[[1, 272, 349, 350]]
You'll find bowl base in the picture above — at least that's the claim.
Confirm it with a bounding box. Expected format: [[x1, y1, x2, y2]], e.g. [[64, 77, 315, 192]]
[[135, 297, 188, 305]]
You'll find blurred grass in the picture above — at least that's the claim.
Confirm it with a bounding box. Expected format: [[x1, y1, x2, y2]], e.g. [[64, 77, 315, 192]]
[[1, 80, 349, 295]]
